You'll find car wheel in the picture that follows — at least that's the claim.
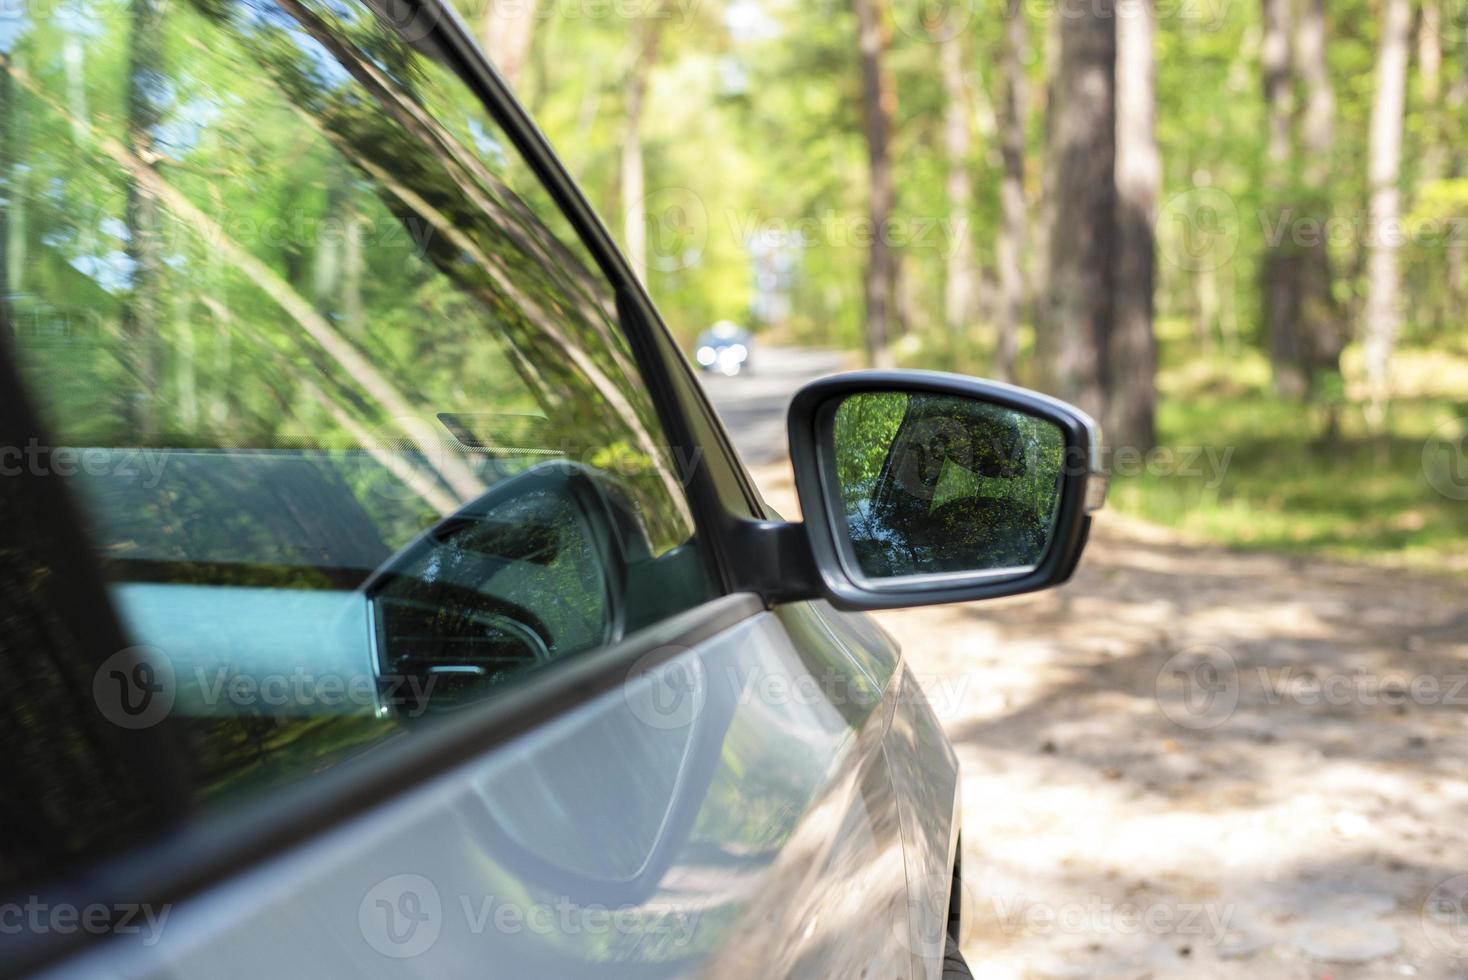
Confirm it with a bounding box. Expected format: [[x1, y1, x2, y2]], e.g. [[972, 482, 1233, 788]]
[[942, 935, 975, 980]]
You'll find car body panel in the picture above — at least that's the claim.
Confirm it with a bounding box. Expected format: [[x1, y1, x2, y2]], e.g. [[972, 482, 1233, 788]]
[[38, 602, 958, 979]]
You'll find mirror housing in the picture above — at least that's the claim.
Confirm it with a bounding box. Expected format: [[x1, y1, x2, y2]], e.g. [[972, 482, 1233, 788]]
[[786, 370, 1106, 610]]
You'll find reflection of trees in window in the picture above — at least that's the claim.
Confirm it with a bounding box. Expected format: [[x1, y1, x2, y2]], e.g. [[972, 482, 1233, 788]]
[[2, 0, 696, 552]]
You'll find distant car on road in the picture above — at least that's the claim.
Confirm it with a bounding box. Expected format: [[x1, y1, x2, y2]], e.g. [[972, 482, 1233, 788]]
[[694, 321, 754, 376]]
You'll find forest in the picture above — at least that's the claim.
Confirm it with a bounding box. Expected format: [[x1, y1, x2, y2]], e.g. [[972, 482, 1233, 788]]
[[0, 0, 1463, 575], [472, 0, 1468, 572]]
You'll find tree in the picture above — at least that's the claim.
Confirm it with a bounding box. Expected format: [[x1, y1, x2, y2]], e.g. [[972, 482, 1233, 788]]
[[621, 11, 664, 284], [993, 0, 1027, 384], [1260, 0, 1304, 397], [481, 0, 539, 89], [1042, 0, 1115, 421], [1448, 35, 1468, 314], [1294, 0, 1342, 393], [936, 22, 978, 357], [121, 0, 166, 439], [854, 0, 897, 367], [1109, 0, 1159, 450], [1362, 0, 1412, 425]]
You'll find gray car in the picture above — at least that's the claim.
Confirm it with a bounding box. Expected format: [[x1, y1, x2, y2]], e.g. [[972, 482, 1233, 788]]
[[0, 1, 1103, 977]]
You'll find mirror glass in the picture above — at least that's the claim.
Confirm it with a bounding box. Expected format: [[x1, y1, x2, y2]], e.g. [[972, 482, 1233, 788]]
[[831, 392, 1067, 581]]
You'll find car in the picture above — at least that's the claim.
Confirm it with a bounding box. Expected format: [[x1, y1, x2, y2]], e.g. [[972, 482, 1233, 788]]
[[694, 321, 755, 376], [0, 1, 1103, 978]]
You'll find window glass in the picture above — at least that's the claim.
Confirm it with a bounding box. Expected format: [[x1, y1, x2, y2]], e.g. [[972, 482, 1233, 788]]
[[0, 459, 173, 894], [0, 0, 717, 832]]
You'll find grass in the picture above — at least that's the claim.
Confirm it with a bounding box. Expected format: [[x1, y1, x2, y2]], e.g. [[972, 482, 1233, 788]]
[[1108, 332, 1468, 576]]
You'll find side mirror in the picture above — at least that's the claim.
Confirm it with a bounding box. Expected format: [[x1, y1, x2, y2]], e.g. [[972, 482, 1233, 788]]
[[787, 370, 1106, 610]]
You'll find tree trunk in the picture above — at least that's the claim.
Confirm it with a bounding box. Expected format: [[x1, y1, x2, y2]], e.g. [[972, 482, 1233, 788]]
[[1042, 0, 1115, 421], [122, 0, 166, 440], [938, 25, 977, 354], [621, 15, 662, 285], [1109, 0, 1159, 451], [1418, 0, 1445, 179], [1260, 0, 1304, 397], [1030, 10, 1061, 368], [342, 207, 365, 338], [994, 0, 1027, 384], [1295, 0, 1342, 385], [1362, 0, 1412, 425], [855, 0, 897, 368], [481, 0, 539, 90], [1448, 40, 1467, 315]]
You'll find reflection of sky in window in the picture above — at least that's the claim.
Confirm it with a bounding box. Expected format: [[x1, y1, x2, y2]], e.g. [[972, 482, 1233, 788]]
[[52, 0, 106, 39], [70, 251, 136, 294], [154, 95, 224, 156], [100, 217, 131, 242], [0, 7, 30, 50], [238, 0, 353, 90], [467, 119, 507, 168]]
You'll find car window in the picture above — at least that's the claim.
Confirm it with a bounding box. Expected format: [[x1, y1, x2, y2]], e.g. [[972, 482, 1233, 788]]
[[0, 0, 718, 854]]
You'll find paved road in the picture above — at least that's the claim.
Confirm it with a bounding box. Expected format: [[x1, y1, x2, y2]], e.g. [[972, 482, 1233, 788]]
[[696, 346, 849, 465]]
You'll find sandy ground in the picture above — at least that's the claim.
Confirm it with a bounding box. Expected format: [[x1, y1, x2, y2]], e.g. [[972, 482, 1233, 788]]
[[748, 460, 1468, 980]]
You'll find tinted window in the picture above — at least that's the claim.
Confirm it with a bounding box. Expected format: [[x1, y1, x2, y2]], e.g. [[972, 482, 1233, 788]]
[[0, 0, 716, 866]]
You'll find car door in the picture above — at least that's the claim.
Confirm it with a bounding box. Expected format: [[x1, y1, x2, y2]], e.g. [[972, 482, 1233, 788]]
[[0, 1, 933, 977]]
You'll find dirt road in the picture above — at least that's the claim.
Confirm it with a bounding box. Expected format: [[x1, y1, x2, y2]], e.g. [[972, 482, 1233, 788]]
[[749, 458, 1468, 979]]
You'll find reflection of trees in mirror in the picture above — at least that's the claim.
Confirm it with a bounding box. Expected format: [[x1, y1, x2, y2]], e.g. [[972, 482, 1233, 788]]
[[2, 0, 693, 553], [833, 393, 1065, 579]]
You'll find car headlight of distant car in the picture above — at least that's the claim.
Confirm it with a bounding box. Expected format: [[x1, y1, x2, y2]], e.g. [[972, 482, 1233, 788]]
[[727, 343, 747, 362], [696, 345, 717, 366]]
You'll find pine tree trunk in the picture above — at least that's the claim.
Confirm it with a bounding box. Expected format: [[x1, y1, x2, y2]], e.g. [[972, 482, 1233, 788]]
[[938, 26, 977, 354], [481, 0, 539, 90], [122, 0, 165, 440], [1260, 0, 1305, 397], [1295, 0, 1342, 386], [1109, 0, 1158, 451], [1042, 0, 1115, 421], [1448, 44, 1467, 315], [994, 0, 1027, 384], [1030, 11, 1061, 375], [1362, 0, 1412, 425], [621, 16, 662, 285], [1418, 0, 1445, 179], [342, 208, 365, 338], [855, 0, 897, 368]]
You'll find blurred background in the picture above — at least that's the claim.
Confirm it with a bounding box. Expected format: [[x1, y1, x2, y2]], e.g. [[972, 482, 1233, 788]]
[[457, 0, 1468, 575]]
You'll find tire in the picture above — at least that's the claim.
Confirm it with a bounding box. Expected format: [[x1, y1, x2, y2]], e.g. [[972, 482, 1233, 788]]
[[942, 935, 975, 980]]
